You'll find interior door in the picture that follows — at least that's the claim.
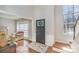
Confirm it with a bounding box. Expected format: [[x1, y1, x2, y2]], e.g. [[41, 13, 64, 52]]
[[36, 19, 45, 44]]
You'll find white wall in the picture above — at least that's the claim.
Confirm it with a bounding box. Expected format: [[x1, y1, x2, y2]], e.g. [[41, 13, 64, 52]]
[[33, 6, 55, 46], [55, 5, 64, 41], [0, 18, 15, 36], [55, 5, 73, 43]]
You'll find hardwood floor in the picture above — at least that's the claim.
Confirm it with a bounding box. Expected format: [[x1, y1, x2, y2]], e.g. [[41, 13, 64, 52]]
[[0, 45, 16, 53], [0, 39, 72, 53], [16, 40, 71, 53], [53, 42, 71, 50], [52, 42, 72, 53]]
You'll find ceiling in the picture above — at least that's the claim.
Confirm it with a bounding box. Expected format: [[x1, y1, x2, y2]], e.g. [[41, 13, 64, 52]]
[[0, 5, 35, 19]]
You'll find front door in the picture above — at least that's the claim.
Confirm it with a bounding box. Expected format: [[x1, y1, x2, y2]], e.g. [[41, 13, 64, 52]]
[[36, 19, 45, 44]]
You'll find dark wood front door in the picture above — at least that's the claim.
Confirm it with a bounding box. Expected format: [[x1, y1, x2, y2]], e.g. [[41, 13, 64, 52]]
[[36, 19, 45, 44]]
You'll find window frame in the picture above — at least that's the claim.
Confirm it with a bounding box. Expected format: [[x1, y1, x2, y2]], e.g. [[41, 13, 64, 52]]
[[15, 20, 29, 39], [63, 5, 79, 34]]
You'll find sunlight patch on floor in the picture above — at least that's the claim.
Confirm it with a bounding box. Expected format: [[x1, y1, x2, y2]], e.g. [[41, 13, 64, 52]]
[[16, 40, 29, 53]]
